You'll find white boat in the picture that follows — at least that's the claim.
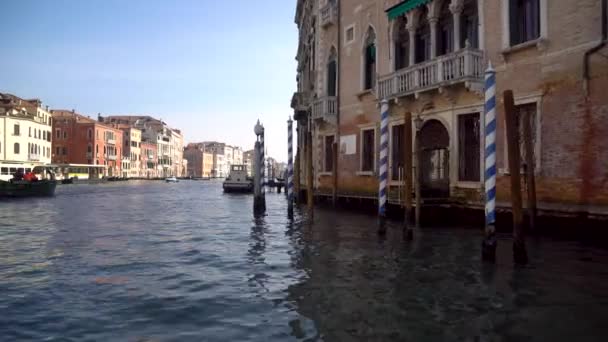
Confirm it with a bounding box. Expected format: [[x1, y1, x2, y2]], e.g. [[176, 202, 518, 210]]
[[223, 165, 253, 193], [165, 176, 178, 183]]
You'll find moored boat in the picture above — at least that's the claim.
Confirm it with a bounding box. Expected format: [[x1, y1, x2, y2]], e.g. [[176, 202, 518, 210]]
[[0, 180, 57, 197], [0, 166, 57, 198], [223, 165, 253, 193], [165, 176, 178, 183]]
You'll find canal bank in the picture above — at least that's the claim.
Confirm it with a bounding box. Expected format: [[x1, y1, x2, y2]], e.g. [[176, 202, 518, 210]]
[[310, 190, 608, 241]]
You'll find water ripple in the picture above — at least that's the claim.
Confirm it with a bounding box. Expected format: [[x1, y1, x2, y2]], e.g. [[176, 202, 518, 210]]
[[1, 181, 608, 341]]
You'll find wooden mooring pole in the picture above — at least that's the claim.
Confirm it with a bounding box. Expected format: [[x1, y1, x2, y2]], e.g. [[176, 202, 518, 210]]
[[332, 141, 338, 206], [504, 90, 528, 265], [306, 123, 314, 219], [522, 109, 537, 232], [414, 116, 422, 230], [403, 111, 414, 240]]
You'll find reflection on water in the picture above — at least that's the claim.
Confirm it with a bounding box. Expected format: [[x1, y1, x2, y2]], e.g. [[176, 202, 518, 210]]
[[1, 180, 608, 341]]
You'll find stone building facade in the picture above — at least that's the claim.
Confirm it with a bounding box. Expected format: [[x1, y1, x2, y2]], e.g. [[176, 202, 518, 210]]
[[0, 94, 53, 168], [292, 0, 608, 213], [51, 110, 123, 176]]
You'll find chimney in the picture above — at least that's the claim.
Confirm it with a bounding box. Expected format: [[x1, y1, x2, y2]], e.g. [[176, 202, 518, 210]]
[[97, 113, 103, 122], [72, 109, 75, 114], [45, 105, 49, 111]]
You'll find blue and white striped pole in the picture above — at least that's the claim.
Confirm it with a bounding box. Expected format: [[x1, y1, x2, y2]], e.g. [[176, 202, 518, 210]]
[[378, 99, 389, 234], [287, 116, 294, 218], [483, 62, 497, 261]]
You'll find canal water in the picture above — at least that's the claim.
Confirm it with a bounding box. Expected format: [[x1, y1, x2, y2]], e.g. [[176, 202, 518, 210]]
[[1, 180, 608, 341]]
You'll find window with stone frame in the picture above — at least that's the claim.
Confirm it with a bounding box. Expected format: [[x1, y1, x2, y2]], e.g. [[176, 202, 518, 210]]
[[394, 16, 410, 70], [327, 49, 337, 97], [324, 135, 335, 172], [13, 124, 20, 136], [509, 0, 540, 46], [363, 27, 376, 90], [361, 128, 375, 172], [391, 124, 405, 181], [437, 1, 454, 56], [14, 143, 20, 154], [461, 0, 479, 48], [458, 113, 481, 182], [415, 7, 431, 63]]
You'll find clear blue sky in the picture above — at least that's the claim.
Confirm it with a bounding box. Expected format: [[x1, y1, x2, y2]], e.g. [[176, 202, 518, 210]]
[[1, 0, 297, 162]]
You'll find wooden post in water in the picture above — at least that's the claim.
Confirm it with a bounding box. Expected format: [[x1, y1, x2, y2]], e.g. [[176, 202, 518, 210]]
[[403, 112, 414, 240], [332, 141, 338, 207], [522, 109, 537, 232], [287, 116, 294, 219], [306, 122, 314, 219], [504, 90, 528, 265], [413, 114, 424, 230]]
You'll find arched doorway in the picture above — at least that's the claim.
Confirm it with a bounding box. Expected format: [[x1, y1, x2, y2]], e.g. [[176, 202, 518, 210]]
[[419, 119, 450, 198]]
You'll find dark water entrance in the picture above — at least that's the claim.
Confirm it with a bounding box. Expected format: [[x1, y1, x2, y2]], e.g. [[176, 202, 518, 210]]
[[420, 119, 450, 198], [2, 181, 608, 341]]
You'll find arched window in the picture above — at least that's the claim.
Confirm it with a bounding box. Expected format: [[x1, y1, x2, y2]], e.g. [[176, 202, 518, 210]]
[[363, 27, 376, 90], [327, 47, 337, 97], [394, 16, 410, 70], [462, 0, 479, 48], [14, 143, 20, 154], [415, 7, 431, 63], [437, 0, 453, 56]]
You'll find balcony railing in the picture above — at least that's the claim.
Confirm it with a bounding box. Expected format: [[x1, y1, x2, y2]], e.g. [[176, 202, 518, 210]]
[[86, 152, 92, 158], [106, 139, 116, 145], [320, 2, 337, 28], [107, 155, 117, 161], [312, 96, 337, 123], [28, 154, 40, 161], [377, 48, 484, 100]]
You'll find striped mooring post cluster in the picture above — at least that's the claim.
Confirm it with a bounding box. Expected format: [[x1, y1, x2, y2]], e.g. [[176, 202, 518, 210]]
[[287, 117, 294, 218], [482, 62, 497, 261], [378, 99, 389, 233]]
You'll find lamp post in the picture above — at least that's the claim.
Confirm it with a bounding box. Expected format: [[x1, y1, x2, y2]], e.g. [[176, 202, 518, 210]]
[[253, 120, 266, 214]]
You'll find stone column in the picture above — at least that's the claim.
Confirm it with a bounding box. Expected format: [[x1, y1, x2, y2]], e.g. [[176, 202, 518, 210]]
[[450, 3, 463, 50], [407, 24, 417, 66], [429, 17, 439, 59]]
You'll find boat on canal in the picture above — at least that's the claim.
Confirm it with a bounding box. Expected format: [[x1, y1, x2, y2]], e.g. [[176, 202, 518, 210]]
[[223, 164, 253, 193], [0, 166, 57, 198], [165, 176, 178, 183]]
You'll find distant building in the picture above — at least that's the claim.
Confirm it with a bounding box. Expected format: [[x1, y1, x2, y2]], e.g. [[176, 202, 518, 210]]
[[184, 143, 214, 178], [102, 116, 184, 177], [0, 94, 53, 172], [243, 149, 255, 177], [140, 141, 158, 178], [51, 109, 123, 177]]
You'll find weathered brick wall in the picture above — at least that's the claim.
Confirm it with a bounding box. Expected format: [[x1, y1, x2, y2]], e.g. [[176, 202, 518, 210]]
[[485, 0, 608, 207]]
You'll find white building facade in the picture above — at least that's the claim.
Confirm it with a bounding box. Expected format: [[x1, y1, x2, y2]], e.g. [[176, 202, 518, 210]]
[[1, 94, 53, 179]]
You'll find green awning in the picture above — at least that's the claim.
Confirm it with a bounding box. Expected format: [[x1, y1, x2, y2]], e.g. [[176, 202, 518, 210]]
[[386, 0, 431, 21]]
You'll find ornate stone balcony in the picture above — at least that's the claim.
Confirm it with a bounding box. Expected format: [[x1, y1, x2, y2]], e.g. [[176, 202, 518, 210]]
[[377, 48, 484, 100], [320, 2, 337, 28], [312, 96, 337, 123]]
